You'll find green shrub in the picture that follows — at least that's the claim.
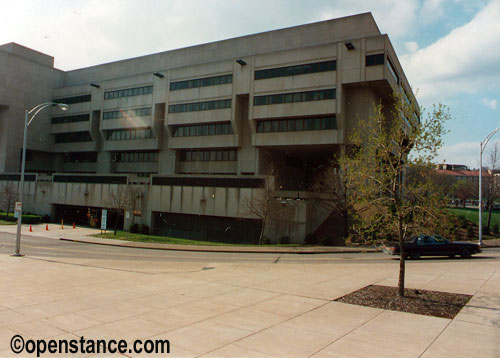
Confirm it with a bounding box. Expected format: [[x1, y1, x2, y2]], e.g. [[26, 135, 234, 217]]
[[130, 223, 139, 233], [41, 215, 51, 223], [483, 225, 490, 235], [140, 224, 150, 235], [261, 237, 271, 245], [321, 236, 335, 246], [304, 234, 316, 245], [0, 213, 41, 224], [493, 224, 499, 235], [278, 236, 289, 245]]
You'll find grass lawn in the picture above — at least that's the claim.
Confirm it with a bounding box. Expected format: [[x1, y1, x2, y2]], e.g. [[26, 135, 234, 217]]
[[0, 220, 16, 225], [448, 207, 500, 228], [92, 231, 305, 247]]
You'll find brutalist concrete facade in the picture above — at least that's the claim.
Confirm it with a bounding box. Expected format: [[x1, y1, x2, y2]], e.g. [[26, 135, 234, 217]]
[[0, 13, 416, 243]]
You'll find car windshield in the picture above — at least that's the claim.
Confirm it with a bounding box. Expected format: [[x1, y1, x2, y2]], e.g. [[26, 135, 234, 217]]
[[433, 235, 447, 243]]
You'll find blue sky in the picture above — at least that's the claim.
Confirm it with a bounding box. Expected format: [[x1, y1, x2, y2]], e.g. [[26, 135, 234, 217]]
[[1, 0, 499, 168]]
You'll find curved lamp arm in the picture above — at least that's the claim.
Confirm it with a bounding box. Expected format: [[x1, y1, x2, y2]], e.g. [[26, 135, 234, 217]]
[[27, 102, 69, 126]]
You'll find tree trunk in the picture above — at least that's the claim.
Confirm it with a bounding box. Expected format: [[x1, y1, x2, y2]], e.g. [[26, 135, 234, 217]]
[[487, 205, 493, 230], [259, 220, 265, 245], [114, 213, 120, 235], [342, 205, 349, 239], [398, 217, 405, 297]]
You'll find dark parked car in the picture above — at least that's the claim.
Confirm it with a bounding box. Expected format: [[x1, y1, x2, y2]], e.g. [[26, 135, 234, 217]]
[[383, 234, 481, 259]]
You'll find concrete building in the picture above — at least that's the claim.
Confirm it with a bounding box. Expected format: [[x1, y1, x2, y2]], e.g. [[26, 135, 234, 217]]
[[0, 13, 417, 243]]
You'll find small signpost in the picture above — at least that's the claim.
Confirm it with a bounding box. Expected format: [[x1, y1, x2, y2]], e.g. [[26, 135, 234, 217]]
[[101, 209, 107, 234], [14, 202, 22, 219]]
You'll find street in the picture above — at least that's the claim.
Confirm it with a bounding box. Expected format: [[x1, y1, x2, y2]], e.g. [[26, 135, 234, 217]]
[[1, 232, 499, 266]]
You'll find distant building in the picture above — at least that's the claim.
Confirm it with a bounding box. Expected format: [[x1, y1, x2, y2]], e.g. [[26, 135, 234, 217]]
[[0, 13, 417, 243]]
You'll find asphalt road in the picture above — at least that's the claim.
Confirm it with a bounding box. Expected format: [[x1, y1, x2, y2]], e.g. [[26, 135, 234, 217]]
[[1, 232, 499, 265]]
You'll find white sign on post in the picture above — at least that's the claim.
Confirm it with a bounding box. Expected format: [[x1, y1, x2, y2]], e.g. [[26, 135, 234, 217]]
[[101, 209, 107, 231], [14, 202, 22, 218]]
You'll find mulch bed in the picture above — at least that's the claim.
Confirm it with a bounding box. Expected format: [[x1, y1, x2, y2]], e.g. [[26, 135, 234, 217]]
[[335, 285, 472, 319]]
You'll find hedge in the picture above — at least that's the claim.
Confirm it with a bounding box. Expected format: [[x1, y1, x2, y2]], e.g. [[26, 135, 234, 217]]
[[0, 212, 42, 224]]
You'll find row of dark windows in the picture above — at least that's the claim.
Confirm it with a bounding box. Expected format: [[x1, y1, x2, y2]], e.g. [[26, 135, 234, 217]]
[[170, 74, 232, 91], [64, 152, 97, 163], [254, 89, 335, 106], [54, 131, 92, 143], [115, 151, 159, 163], [104, 85, 153, 100], [169, 99, 231, 113], [103, 107, 152, 120], [257, 116, 337, 133], [366, 53, 385, 66], [173, 122, 233, 137], [107, 128, 153, 141], [0, 174, 36, 182], [51, 114, 90, 124], [53, 175, 127, 184], [53, 94, 91, 105], [255, 60, 336, 80], [152, 176, 264, 188], [181, 149, 237, 162]]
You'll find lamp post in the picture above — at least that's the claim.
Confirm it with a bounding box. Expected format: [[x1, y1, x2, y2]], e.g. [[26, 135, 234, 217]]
[[12, 102, 69, 257], [479, 128, 500, 247]]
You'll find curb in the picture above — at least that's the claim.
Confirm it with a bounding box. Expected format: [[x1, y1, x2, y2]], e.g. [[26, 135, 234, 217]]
[[59, 238, 378, 255]]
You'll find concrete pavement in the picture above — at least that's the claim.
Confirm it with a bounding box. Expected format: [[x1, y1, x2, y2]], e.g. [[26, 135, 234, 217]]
[[0, 224, 499, 357]]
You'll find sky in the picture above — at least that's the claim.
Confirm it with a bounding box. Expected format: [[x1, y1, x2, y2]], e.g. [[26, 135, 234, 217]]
[[1, 0, 499, 169]]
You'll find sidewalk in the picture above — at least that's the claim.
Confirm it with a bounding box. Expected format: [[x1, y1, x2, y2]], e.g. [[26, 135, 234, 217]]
[[0, 229, 499, 357], [0, 223, 378, 254]]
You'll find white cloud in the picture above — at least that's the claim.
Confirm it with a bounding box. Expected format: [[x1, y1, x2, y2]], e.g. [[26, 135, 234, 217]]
[[420, 0, 446, 23], [482, 98, 498, 110], [437, 141, 480, 168], [401, 0, 500, 102], [405, 41, 419, 53]]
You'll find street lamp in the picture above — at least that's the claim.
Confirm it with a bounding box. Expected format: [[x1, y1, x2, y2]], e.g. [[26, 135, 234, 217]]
[[479, 128, 500, 247], [12, 102, 69, 256]]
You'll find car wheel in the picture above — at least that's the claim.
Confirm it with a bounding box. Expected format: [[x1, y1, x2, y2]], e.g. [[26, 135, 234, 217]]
[[410, 252, 421, 260], [461, 248, 471, 259]]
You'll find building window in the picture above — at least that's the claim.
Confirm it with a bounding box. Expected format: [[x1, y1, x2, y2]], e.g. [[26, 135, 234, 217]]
[[172, 122, 233, 137], [104, 85, 153, 100], [366, 53, 385, 66], [386, 57, 399, 84], [255, 60, 336, 80], [53, 94, 91, 105], [106, 128, 153, 141], [114, 151, 158, 162], [180, 149, 237, 162], [170, 74, 233, 91], [168, 99, 232, 113], [253, 89, 335, 106], [64, 152, 97, 163], [54, 131, 93, 143], [51, 114, 90, 124], [103, 107, 152, 120], [257, 116, 337, 133]]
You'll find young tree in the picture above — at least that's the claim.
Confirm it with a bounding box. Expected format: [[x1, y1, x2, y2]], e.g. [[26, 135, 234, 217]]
[[106, 186, 132, 235], [1, 182, 16, 216], [312, 148, 357, 241], [453, 180, 476, 208], [341, 92, 450, 297], [484, 144, 500, 230]]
